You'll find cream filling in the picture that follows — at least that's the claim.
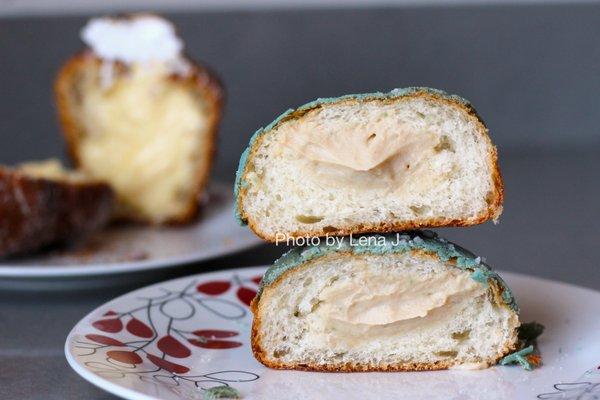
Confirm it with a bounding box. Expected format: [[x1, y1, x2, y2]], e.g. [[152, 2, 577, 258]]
[[278, 114, 454, 193], [77, 64, 207, 221], [312, 269, 485, 347], [281, 119, 433, 171]]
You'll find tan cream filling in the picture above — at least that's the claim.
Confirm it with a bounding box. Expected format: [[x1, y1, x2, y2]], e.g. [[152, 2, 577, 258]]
[[313, 269, 485, 347], [77, 63, 207, 221], [279, 112, 454, 193]]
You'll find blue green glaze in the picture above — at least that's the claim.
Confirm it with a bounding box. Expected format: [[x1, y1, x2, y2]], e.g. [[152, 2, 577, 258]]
[[233, 87, 478, 225], [256, 230, 518, 312], [500, 345, 534, 370], [203, 385, 240, 400]]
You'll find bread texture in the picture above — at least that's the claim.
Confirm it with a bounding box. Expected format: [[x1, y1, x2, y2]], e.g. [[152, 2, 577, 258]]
[[55, 50, 223, 224], [236, 88, 503, 241], [0, 160, 114, 258], [251, 231, 519, 372]]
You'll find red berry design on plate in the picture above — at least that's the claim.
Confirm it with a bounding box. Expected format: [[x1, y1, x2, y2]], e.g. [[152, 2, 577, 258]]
[[92, 318, 123, 333], [251, 275, 263, 285], [126, 318, 153, 338], [147, 354, 190, 374], [236, 287, 257, 306], [196, 280, 231, 295], [107, 350, 142, 364], [103, 310, 118, 316], [157, 335, 191, 358], [188, 339, 243, 349], [85, 334, 126, 347], [192, 329, 238, 339]]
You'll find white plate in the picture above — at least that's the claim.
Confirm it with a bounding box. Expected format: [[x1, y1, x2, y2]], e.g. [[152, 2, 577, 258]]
[[0, 183, 260, 279], [65, 266, 600, 400]]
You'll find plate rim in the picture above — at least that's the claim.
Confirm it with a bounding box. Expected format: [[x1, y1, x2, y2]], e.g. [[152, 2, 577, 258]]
[[64, 266, 600, 400], [0, 182, 261, 278]]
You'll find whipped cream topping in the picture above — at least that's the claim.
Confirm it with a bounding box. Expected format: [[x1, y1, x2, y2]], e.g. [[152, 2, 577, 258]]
[[81, 15, 184, 65]]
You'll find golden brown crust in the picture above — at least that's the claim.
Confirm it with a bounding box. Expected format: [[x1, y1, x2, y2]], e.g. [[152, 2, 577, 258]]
[[0, 166, 114, 258], [54, 50, 224, 225], [237, 90, 504, 242], [250, 251, 518, 372]]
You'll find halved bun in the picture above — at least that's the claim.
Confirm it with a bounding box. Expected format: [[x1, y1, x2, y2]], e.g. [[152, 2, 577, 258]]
[[236, 88, 503, 241], [0, 159, 114, 258], [251, 231, 519, 371], [55, 22, 223, 224]]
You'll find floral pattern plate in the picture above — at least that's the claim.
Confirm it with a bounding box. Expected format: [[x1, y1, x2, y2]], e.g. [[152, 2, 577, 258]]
[[65, 266, 600, 400]]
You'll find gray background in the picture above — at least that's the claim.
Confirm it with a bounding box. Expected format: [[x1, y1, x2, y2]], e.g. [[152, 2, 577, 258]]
[[0, 3, 599, 399], [2, 3, 600, 175]]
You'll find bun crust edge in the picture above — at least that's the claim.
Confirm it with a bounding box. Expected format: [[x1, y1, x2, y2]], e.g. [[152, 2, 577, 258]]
[[250, 232, 519, 372], [54, 50, 225, 225], [235, 87, 504, 241]]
